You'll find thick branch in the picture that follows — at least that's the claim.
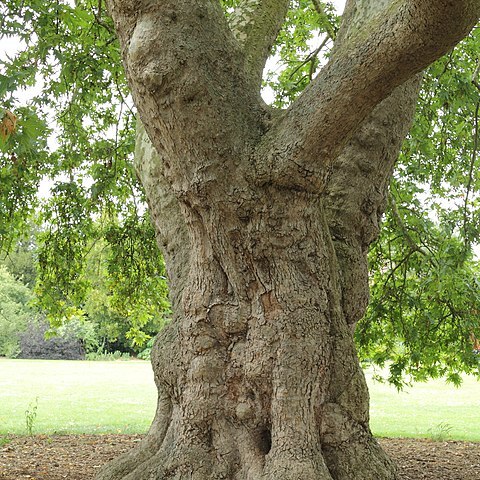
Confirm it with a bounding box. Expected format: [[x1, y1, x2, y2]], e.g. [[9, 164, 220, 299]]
[[107, 0, 268, 193], [324, 75, 422, 325], [260, 0, 480, 189], [229, 0, 290, 91]]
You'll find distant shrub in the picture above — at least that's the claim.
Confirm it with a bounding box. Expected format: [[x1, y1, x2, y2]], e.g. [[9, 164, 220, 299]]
[[0, 337, 22, 358], [19, 321, 85, 360], [137, 337, 155, 360], [56, 317, 100, 354], [85, 350, 131, 361]]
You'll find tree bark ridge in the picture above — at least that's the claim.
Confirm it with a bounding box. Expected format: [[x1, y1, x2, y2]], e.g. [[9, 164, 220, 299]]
[[324, 75, 423, 326]]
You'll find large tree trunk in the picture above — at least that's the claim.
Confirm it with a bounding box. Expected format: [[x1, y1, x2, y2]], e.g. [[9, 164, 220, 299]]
[[97, 1, 479, 478], [97, 79, 420, 480]]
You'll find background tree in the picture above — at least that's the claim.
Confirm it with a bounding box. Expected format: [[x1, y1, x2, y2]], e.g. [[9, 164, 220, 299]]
[[0, 220, 170, 357], [1, 1, 480, 479], [0, 265, 33, 357], [0, 222, 38, 287]]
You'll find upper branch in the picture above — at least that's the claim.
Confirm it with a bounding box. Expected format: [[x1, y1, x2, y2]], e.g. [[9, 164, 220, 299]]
[[229, 0, 290, 91], [107, 0, 268, 191], [261, 0, 480, 189]]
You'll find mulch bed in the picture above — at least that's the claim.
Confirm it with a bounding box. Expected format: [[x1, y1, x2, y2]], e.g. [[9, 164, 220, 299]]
[[1, 435, 479, 479]]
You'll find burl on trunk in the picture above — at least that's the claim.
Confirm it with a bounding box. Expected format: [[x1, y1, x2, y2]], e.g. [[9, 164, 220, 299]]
[[98, 1, 479, 479]]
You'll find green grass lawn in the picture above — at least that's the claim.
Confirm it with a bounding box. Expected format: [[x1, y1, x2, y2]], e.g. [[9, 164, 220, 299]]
[[0, 358, 157, 435], [1, 358, 479, 440], [367, 369, 480, 441]]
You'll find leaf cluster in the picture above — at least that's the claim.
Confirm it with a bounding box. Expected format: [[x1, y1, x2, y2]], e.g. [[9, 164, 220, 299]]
[[0, 0, 168, 345], [0, 265, 35, 357], [357, 28, 480, 387], [264, 1, 339, 107]]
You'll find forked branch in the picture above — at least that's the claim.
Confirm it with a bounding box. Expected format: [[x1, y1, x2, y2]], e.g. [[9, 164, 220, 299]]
[[261, 0, 480, 189]]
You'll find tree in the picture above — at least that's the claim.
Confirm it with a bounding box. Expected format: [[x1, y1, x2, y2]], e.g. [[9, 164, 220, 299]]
[[0, 223, 38, 288], [93, 1, 480, 479], [1, 1, 479, 479], [0, 265, 33, 357]]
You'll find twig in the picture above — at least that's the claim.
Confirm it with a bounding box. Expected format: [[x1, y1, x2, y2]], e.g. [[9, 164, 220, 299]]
[[389, 194, 427, 257], [472, 60, 480, 91], [94, 0, 114, 35], [289, 36, 329, 79], [462, 100, 479, 248], [311, 0, 337, 40]]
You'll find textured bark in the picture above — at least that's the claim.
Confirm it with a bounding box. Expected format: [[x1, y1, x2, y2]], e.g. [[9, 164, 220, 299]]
[[98, 1, 479, 479]]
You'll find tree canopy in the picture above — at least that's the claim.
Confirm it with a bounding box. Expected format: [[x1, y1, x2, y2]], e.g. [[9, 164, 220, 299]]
[[0, 0, 479, 384]]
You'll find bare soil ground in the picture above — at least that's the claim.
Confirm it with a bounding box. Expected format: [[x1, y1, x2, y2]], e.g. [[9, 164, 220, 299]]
[[0, 434, 479, 479]]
